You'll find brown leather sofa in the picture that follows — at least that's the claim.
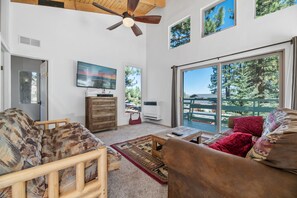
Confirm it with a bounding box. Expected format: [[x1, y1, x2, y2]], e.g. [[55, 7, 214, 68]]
[[163, 118, 297, 198]]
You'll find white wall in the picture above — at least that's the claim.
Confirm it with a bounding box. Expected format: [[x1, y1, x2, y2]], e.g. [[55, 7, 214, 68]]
[[0, 0, 11, 47], [146, 0, 297, 127], [0, 0, 11, 111], [10, 3, 147, 125]]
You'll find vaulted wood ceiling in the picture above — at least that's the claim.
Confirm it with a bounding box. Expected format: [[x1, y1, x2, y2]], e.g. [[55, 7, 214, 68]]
[[11, 0, 166, 16]]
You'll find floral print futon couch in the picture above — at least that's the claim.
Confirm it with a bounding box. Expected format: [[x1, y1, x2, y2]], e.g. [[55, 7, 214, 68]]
[[0, 108, 121, 197]]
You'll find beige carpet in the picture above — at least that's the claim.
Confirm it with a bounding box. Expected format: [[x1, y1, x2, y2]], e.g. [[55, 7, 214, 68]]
[[95, 123, 169, 198]]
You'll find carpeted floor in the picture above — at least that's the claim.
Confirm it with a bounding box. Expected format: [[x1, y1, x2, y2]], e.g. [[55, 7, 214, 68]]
[[95, 122, 169, 198]]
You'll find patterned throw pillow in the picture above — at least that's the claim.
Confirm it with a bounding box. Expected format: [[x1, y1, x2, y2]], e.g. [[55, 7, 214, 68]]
[[262, 108, 286, 135], [248, 108, 297, 174]]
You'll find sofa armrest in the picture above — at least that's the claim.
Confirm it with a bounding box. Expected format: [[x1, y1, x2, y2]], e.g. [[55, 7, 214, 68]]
[[163, 138, 297, 198], [0, 147, 107, 198], [34, 118, 70, 129]]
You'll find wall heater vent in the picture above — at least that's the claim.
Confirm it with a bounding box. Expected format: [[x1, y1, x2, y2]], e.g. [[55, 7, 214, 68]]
[[143, 101, 162, 121], [19, 36, 41, 47]]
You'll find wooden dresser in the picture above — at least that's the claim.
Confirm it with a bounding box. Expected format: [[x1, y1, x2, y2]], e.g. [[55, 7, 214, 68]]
[[86, 97, 117, 132]]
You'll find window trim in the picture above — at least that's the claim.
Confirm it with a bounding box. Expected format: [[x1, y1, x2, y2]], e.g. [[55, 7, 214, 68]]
[[201, 0, 237, 38]]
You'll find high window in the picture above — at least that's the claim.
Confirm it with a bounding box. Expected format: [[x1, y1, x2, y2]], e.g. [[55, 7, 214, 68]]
[[256, 0, 297, 17], [169, 17, 191, 49], [125, 66, 142, 113], [203, 0, 236, 37], [182, 52, 282, 132]]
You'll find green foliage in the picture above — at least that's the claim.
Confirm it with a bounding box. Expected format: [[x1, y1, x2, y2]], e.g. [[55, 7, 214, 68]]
[[125, 66, 142, 111], [125, 66, 140, 87], [208, 66, 218, 94], [256, 0, 297, 17], [209, 55, 280, 115], [170, 17, 191, 48]]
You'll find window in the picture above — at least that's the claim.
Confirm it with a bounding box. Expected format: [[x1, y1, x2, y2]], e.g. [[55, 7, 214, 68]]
[[182, 52, 282, 132], [256, 0, 297, 17], [169, 17, 191, 49], [20, 71, 39, 104], [203, 0, 236, 37], [125, 66, 142, 113]]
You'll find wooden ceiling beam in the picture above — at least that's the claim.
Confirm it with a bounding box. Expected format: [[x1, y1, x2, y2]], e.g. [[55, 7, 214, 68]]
[[11, 0, 165, 15], [141, 0, 165, 8], [62, 1, 147, 16]]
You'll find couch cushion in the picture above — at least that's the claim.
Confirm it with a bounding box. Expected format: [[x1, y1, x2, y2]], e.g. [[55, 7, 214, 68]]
[[42, 122, 105, 194], [209, 132, 253, 157], [0, 109, 45, 198], [233, 116, 263, 136], [248, 108, 297, 174]]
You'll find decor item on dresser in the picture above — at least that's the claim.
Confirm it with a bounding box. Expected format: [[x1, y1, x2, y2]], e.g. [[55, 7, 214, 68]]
[[86, 97, 118, 132], [163, 109, 297, 198], [0, 108, 121, 198]]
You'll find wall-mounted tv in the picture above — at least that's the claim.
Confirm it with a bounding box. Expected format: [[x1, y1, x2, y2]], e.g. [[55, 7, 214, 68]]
[[76, 61, 117, 90]]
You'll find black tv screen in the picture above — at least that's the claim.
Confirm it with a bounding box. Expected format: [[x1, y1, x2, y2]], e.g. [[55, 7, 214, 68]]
[[76, 61, 117, 90]]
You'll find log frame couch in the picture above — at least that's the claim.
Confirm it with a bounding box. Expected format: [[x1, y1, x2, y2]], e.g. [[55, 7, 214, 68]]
[[163, 108, 297, 198], [0, 108, 121, 198]]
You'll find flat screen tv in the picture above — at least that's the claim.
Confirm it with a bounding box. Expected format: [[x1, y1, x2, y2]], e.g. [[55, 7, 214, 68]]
[[76, 61, 117, 90]]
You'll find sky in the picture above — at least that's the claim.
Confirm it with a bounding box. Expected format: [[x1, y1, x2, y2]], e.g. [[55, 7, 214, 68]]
[[205, 0, 235, 31], [184, 67, 215, 95]]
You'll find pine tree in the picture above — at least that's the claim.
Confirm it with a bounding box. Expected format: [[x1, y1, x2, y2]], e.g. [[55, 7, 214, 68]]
[[256, 0, 297, 17]]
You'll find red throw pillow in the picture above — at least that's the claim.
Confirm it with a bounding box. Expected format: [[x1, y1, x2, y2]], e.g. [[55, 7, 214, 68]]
[[233, 116, 263, 137], [209, 132, 253, 157]]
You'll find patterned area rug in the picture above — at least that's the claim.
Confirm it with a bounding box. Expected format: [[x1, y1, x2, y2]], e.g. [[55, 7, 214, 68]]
[[111, 135, 168, 184]]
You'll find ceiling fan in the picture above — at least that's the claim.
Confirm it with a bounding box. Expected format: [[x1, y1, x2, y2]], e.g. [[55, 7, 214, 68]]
[[92, 0, 162, 36]]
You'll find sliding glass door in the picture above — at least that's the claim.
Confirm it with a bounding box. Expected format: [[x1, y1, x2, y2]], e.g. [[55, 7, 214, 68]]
[[220, 53, 281, 127], [182, 52, 282, 133], [183, 66, 218, 132]]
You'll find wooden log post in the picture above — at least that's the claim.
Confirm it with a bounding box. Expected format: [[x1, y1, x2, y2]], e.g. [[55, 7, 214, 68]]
[[12, 182, 26, 198], [76, 162, 85, 192], [48, 171, 59, 198]]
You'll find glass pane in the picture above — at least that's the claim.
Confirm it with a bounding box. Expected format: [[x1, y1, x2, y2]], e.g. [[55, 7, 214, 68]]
[[169, 17, 191, 49], [256, 0, 297, 17], [20, 71, 39, 104], [203, 0, 235, 37], [183, 66, 218, 133], [221, 54, 280, 127], [125, 66, 142, 113]]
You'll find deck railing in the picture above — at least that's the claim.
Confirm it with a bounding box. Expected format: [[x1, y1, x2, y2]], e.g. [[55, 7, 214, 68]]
[[183, 98, 279, 125]]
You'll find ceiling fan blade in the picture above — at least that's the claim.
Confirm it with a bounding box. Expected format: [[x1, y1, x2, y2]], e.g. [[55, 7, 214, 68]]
[[92, 2, 123, 17], [131, 24, 143, 36], [134, 15, 162, 24], [127, 0, 139, 13], [107, 21, 123, 30]]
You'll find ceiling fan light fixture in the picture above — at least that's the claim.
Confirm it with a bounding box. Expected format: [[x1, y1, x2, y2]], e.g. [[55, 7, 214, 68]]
[[123, 17, 135, 28]]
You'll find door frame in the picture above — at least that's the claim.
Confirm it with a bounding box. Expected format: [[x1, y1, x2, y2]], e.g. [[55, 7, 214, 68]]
[[11, 53, 49, 121]]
